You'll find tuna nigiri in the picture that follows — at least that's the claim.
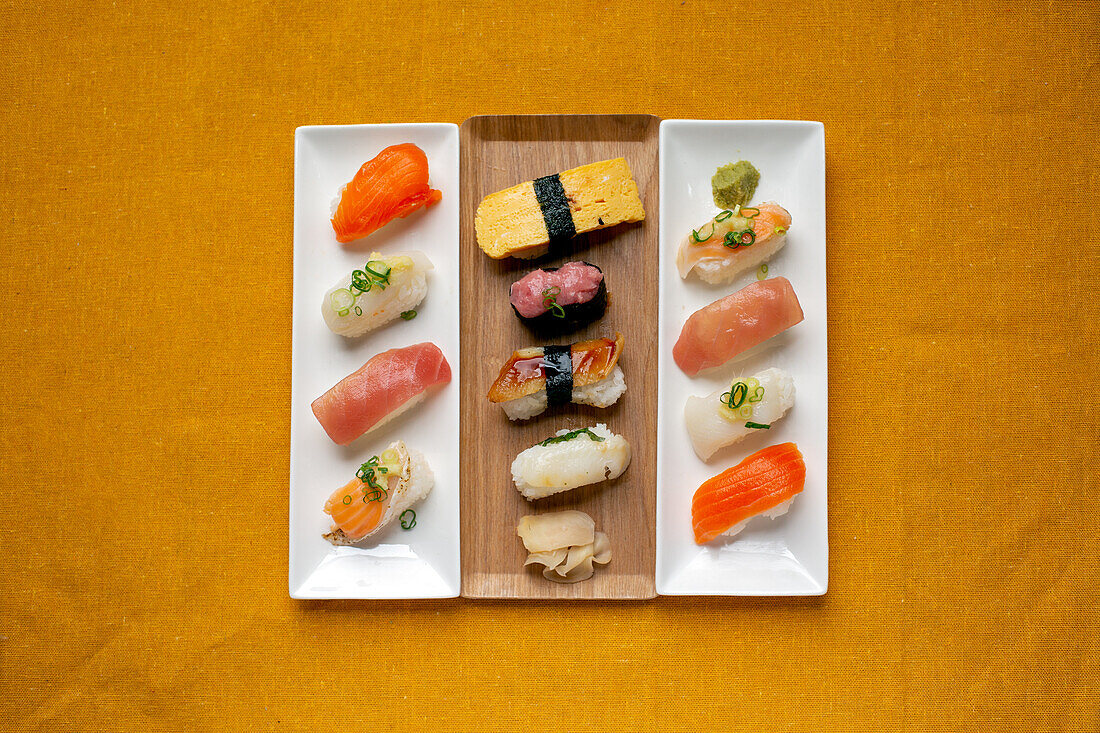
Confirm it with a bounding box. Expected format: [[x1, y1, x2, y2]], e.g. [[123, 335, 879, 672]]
[[509, 261, 608, 333], [331, 143, 442, 244], [676, 202, 792, 284], [691, 442, 806, 544], [673, 277, 804, 376], [323, 440, 433, 544], [311, 342, 451, 445]]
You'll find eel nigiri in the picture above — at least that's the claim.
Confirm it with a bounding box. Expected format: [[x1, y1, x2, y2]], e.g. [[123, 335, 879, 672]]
[[474, 158, 645, 259], [676, 202, 791, 284], [487, 333, 626, 421], [509, 261, 607, 333], [331, 143, 442, 244], [311, 342, 451, 445], [511, 424, 631, 501], [685, 367, 795, 461], [673, 277, 804, 376], [323, 440, 433, 544], [321, 251, 433, 337], [691, 442, 806, 544]]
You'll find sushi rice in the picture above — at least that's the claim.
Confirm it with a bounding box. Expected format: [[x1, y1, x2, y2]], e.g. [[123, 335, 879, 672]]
[[501, 366, 626, 421], [511, 423, 631, 501], [722, 497, 794, 538]]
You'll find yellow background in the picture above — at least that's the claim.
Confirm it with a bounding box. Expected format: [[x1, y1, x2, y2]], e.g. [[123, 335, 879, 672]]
[[2, 0, 1098, 730]]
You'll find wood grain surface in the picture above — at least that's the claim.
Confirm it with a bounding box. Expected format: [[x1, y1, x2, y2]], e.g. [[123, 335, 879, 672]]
[[459, 115, 659, 599]]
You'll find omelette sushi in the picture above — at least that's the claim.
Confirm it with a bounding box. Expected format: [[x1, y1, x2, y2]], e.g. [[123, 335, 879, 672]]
[[331, 143, 442, 244], [509, 261, 608, 333], [311, 342, 451, 445], [474, 158, 645, 259], [321, 251, 433, 337], [511, 424, 631, 501], [673, 277, 804, 376], [691, 442, 806, 544], [323, 440, 433, 544], [487, 333, 626, 421], [685, 367, 796, 461], [676, 202, 792, 284]]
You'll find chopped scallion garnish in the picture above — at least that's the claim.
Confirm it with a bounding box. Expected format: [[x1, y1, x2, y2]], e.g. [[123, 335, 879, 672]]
[[744, 422, 771, 430], [400, 310, 417, 320], [399, 509, 417, 530], [691, 221, 715, 243], [541, 286, 566, 318]]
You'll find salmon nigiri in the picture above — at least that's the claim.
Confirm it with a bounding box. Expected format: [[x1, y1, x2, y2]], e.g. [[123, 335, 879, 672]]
[[331, 143, 443, 244], [323, 440, 433, 544], [692, 442, 806, 544], [673, 277, 804, 376], [676, 202, 791, 284], [311, 342, 451, 445]]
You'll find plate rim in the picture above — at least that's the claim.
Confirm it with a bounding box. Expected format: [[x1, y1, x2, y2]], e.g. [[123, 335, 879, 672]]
[[654, 118, 829, 597], [289, 121, 462, 600]]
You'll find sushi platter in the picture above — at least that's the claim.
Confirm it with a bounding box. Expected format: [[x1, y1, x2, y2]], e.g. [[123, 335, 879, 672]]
[[289, 115, 827, 600]]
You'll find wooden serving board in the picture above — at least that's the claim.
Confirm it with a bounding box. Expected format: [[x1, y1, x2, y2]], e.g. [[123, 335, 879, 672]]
[[459, 115, 659, 599]]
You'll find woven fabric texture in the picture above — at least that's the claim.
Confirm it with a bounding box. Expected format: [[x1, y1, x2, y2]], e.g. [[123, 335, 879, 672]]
[[1, 0, 1097, 730]]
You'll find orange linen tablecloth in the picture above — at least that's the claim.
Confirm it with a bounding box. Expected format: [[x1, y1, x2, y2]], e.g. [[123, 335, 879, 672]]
[[1, 1, 1097, 730]]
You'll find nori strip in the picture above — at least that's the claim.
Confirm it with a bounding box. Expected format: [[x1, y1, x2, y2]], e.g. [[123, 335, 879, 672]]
[[532, 174, 577, 243], [542, 345, 573, 407]]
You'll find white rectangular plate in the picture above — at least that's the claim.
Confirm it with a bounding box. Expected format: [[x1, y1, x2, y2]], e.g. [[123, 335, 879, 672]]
[[656, 120, 827, 596], [290, 124, 460, 599]]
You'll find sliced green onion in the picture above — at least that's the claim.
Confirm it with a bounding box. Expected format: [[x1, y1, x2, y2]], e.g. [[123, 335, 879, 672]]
[[354, 306, 362, 316], [740, 207, 760, 218], [714, 210, 734, 222], [774, 226, 787, 235], [337, 308, 350, 317], [364, 261, 391, 280], [723, 231, 739, 249], [538, 427, 605, 446], [400, 310, 417, 320], [691, 221, 715, 243], [737, 229, 756, 246], [738, 405, 753, 419], [757, 263, 769, 280], [356, 457, 388, 490], [542, 286, 566, 319], [748, 386, 765, 403], [399, 509, 417, 530], [744, 422, 771, 429], [723, 381, 748, 409], [342, 495, 352, 505], [331, 289, 356, 313], [363, 488, 386, 503], [350, 270, 372, 293]]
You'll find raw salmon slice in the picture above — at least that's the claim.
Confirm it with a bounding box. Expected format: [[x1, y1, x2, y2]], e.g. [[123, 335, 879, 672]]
[[673, 277, 804, 376], [311, 342, 451, 445], [691, 442, 806, 544], [331, 143, 442, 243]]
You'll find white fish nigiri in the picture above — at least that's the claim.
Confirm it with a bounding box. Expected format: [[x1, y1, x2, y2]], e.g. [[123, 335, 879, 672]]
[[321, 250, 432, 337], [684, 367, 795, 461], [511, 424, 631, 501], [676, 203, 791, 284]]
